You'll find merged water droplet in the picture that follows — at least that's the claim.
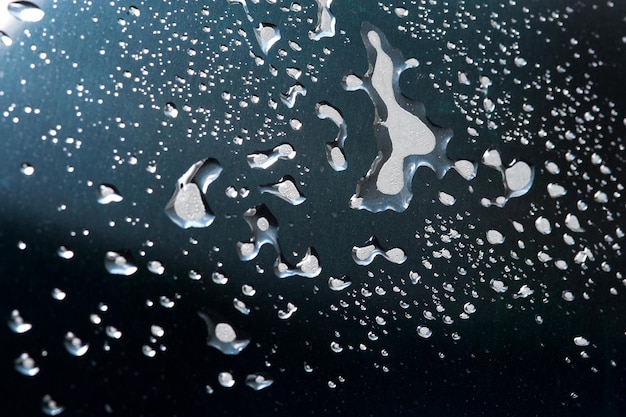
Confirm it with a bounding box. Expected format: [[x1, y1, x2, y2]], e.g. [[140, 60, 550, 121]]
[[309, 0, 336, 40], [280, 83, 306, 108], [480, 148, 534, 208], [259, 176, 306, 206], [247, 143, 296, 169], [352, 236, 407, 266], [96, 184, 123, 204], [104, 250, 138, 276], [64, 331, 89, 356], [328, 276, 352, 291], [20, 162, 35, 176], [163, 102, 178, 119], [14, 352, 39, 376], [344, 23, 476, 212], [41, 394, 64, 416], [316, 102, 348, 171], [165, 158, 222, 229], [8, 309, 32, 334], [245, 373, 274, 391]]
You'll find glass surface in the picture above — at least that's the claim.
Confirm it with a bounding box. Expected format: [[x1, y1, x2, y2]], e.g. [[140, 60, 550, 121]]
[[1, 1, 625, 416]]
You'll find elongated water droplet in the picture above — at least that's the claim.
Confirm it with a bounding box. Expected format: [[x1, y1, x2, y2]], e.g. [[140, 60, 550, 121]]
[[8, 1, 45, 23]]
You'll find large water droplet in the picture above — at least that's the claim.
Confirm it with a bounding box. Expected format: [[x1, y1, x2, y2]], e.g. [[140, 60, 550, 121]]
[[8, 1, 45, 23]]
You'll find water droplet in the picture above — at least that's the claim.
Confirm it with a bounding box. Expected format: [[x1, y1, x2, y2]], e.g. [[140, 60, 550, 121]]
[[438, 191, 456, 206], [480, 149, 534, 208], [20, 162, 35, 176], [64, 331, 89, 356], [8, 309, 32, 333], [316, 102, 348, 171], [254, 23, 280, 55], [547, 183, 567, 198], [104, 250, 138, 276], [218, 371, 235, 388], [198, 311, 250, 355], [309, 0, 336, 40], [574, 336, 590, 347], [233, 298, 250, 315], [142, 345, 156, 358], [278, 302, 298, 320], [14, 352, 39, 376], [8, 1, 45, 23], [163, 102, 178, 118], [147, 260, 165, 275], [105, 326, 122, 340], [96, 184, 123, 204], [490, 279, 508, 293], [241, 284, 256, 297], [394, 7, 409, 18], [165, 159, 222, 229], [280, 83, 306, 108], [328, 276, 352, 291], [486, 229, 505, 245], [246, 373, 274, 391], [56, 246, 74, 260], [41, 394, 64, 416], [211, 271, 228, 285], [352, 236, 406, 265], [344, 23, 475, 212], [513, 285, 534, 299], [259, 176, 306, 205], [0, 31, 13, 47], [51, 288, 66, 301], [247, 143, 296, 170], [534, 216, 552, 235]]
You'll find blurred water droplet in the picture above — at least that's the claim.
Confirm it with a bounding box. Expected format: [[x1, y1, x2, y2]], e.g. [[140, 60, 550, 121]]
[[64, 331, 89, 356], [165, 159, 222, 229], [246, 373, 274, 391], [0, 31, 12, 46], [14, 352, 39, 376], [8, 1, 45, 23], [41, 394, 64, 416], [20, 162, 35, 176], [56, 246, 74, 260], [97, 184, 123, 204], [104, 250, 138, 276], [8, 309, 32, 333], [163, 102, 178, 119]]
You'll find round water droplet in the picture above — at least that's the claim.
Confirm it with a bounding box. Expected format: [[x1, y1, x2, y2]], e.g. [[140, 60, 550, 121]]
[[218, 371, 235, 388]]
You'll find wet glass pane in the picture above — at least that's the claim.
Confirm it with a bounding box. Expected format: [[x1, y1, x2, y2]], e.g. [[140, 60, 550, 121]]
[[1, 1, 625, 415]]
